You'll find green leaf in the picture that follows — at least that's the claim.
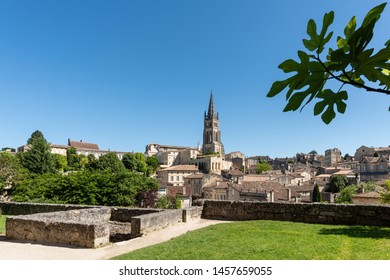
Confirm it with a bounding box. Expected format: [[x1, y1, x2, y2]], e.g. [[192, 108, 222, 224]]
[[313, 89, 348, 124], [344, 16, 357, 39], [355, 47, 390, 87], [267, 80, 290, 97], [302, 12, 334, 54], [283, 92, 310, 112], [362, 2, 387, 27], [321, 105, 336, 124], [318, 12, 334, 53]]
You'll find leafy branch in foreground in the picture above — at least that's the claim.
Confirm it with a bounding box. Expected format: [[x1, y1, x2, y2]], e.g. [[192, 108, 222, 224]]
[[267, 3, 390, 124]]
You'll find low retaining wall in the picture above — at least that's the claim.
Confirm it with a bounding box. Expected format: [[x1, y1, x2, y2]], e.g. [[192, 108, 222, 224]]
[[182, 206, 203, 222], [2, 202, 203, 247], [110, 207, 162, 223], [0, 202, 92, 215], [202, 200, 390, 227], [131, 209, 183, 238], [6, 208, 111, 248]]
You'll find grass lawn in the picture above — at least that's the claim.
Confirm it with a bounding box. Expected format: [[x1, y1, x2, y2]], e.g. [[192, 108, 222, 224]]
[[0, 215, 7, 234], [112, 220, 390, 260]]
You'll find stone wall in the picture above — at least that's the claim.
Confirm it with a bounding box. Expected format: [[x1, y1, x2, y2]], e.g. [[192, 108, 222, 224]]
[[110, 207, 162, 223], [202, 200, 390, 227], [131, 209, 183, 238], [0, 202, 92, 215], [2, 202, 203, 247], [6, 208, 111, 248], [182, 206, 203, 222]]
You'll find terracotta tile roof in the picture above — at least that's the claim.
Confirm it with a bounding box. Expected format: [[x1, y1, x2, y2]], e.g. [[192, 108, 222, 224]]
[[161, 165, 199, 172], [69, 140, 99, 150], [227, 169, 245, 176], [360, 156, 389, 164], [352, 191, 382, 198], [184, 173, 204, 179], [50, 144, 70, 149], [333, 169, 355, 175], [243, 174, 273, 182], [167, 185, 192, 197], [230, 181, 288, 201], [316, 174, 332, 178]]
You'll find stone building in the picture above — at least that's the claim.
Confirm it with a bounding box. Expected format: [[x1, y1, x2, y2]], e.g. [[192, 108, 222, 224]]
[[355, 145, 390, 161], [156, 165, 199, 187], [358, 156, 389, 182], [324, 148, 342, 167], [202, 92, 225, 156]]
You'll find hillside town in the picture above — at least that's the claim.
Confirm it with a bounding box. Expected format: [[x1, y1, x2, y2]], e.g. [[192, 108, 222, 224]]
[[2, 93, 390, 207]]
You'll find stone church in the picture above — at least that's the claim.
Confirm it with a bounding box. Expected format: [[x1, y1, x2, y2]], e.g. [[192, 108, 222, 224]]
[[195, 92, 232, 174]]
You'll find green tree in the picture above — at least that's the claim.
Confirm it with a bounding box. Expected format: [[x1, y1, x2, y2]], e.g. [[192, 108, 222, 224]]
[[27, 130, 45, 145], [329, 174, 349, 193], [0, 152, 23, 191], [267, 3, 390, 124], [52, 154, 68, 172], [122, 152, 147, 173], [12, 169, 159, 206], [19, 130, 56, 174], [312, 184, 321, 202], [309, 150, 318, 155], [336, 184, 359, 204], [96, 152, 125, 172], [66, 147, 78, 168], [255, 161, 272, 174], [156, 195, 169, 209], [146, 156, 159, 174], [381, 180, 390, 204]]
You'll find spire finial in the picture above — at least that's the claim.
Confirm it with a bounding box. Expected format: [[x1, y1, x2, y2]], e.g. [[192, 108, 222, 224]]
[[207, 90, 215, 117]]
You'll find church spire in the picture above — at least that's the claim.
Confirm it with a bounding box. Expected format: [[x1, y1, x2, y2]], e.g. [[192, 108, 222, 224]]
[[207, 91, 216, 118]]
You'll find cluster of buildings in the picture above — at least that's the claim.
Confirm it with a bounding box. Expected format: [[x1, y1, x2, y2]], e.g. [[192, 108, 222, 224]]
[[5, 92, 390, 207], [146, 93, 390, 207]]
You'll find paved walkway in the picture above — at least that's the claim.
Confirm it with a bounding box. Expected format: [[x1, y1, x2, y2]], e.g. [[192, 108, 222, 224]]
[[0, 219, 228, 260]]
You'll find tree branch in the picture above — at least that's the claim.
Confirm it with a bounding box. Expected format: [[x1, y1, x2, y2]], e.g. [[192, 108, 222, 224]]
[[313, 56, 390, 95]]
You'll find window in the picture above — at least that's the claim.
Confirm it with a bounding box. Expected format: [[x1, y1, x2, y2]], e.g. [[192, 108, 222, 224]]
[[170, 176, 174, 181]]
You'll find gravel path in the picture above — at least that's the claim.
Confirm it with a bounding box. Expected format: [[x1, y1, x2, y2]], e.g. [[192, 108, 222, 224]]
[[0, 219, 228, 260]]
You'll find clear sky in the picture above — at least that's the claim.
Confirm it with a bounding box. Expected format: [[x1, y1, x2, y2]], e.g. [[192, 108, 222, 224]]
[[0, 0, 389, 158]]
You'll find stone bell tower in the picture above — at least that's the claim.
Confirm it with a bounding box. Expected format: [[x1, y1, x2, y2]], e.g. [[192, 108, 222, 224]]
[[202, 92, 225, 156]]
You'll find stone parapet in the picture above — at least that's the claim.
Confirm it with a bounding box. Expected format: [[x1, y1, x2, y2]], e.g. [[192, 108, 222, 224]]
[[131, 209, 183, 238], [6, 208, 111, 248], [202, 200, 390, 227], [0, 201, 92, 215], [182, 206, 203, 222]]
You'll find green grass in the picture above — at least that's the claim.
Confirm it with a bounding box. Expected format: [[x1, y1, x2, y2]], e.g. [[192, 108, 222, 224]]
[[0, 215, 7, 234], [111, 220, 390, 260]]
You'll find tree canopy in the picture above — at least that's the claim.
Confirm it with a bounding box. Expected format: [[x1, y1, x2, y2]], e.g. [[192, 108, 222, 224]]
[[267, 3, 390, 124], [18, 130, 56, 174], [0, 153, 23, 191], [329, 174, 349, 193], [255, 161, 272, 174]]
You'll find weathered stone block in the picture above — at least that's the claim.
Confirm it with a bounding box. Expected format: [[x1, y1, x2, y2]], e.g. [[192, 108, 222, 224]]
[[6, 208, 111, 248]]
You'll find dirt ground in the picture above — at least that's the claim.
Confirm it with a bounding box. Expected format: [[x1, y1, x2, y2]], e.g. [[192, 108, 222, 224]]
[[0, 218, 228, 260]]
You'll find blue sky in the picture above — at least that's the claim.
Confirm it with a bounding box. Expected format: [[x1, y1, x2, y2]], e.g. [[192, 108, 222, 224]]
[[0, 0, 389, 158]]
